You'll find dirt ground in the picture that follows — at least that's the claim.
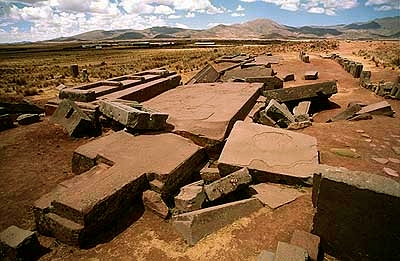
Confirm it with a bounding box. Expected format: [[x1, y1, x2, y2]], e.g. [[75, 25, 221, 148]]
[[0, 41, 399, 260]]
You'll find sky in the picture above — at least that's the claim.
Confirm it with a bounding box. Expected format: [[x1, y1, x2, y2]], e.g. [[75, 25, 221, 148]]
[[0, 0, 399, 43]]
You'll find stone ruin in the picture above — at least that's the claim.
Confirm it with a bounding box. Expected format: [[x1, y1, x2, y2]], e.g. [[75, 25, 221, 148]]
[[1, 52, 400, 260]]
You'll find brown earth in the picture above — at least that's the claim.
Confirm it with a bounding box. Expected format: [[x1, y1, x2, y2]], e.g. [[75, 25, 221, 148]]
[[0, 40, 399, 260]]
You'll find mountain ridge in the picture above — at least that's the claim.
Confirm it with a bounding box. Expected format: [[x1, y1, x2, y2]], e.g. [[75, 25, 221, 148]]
[[52, 16, 400, 42]]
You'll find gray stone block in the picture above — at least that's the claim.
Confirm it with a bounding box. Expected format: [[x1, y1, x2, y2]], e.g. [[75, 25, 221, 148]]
[[204, 168, 252, 201], [16, 113, 40, 125], [0, 225, 41, 260], [275, 242, 309, 261], [327, 103, 362, 122], [174, 181, 206, 213], [50, 99, 93, 137], [312, 166, 400, 260], [265, 99, 295, 128], [356, 101, 394, 117], [304, 71, 318, 80], [172, 198, 263, 245]]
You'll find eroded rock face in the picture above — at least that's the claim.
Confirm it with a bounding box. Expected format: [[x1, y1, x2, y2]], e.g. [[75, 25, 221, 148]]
[[218, 121, 319, 186]]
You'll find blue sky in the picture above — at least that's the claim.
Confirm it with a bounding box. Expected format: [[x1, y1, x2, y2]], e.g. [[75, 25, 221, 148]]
[[0, 0, 399, 42]]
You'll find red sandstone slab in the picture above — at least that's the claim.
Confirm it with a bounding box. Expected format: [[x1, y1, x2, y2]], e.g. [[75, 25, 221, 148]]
[[218, 121, 319, 185], [53, 131, 205, 226], [143, 82, 262, 146]]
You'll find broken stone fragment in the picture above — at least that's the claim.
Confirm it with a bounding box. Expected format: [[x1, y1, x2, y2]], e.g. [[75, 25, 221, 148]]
[[283, 73, 295, 82], [204, 168, 252, 201], [172, 198, 262, 246], [327, 103, 362, 122], [250, 183, 304, 209], [287, 120, 312, 130], [330, 148, 361, 158], [264, 99, 295, 128], [142, 190, 169, 219], [200, 164, 221, 183], [290, 230, 321, 261], [383, 167, 399, 177], [304, 71, 319, 80], [174, 181, 206, 213], [16, 114, 40, 125], [293, 101, 311, 118], [356, 101, 394, 117], [0, 225, 41, 260], [371, 157, 389, 164], [275, 241, 309, 261], [348, 113, 372, 121]]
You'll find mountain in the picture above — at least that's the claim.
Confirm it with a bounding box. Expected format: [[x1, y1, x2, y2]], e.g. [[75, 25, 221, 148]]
[[51, 16, 400, 42]]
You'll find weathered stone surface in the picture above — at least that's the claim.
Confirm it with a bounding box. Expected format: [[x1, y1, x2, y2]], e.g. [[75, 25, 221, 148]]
[[304, 71, 318, 80], [349, 113, 372, 121], [187, 63, 220, 84], [250, 183, 304, 209], [16, 113, 40, 125], [371, 157, 389, 164], [99, 100, 168, 130], [204, 168, 252, 201], [275, 241, 308, 261], [200, 164, 221, 183], [172, 198, 263, 246], [290, 230, 320, 261], [257, 250, 275, 261], [257, 110, 278, 127], [36, 131, 206, 246], [360, 70, 371, 87], [143, 190, 169, 219], [263, 81, 337, 104], [356, 101, 394, 116], [287, 120, 312, 130], [0, 225, 40, 260], [264, 99, 295, 128], [143, 82, 262, 149], [175, 181, 206, 213], [383, 167, 399, 177], [389, 157, 400, 164], [293, 101, 311, 117], [244, 76, 283, 91], [218, 121, 319, 186], [51, 99, 93, 137], [221, 66, 275, 82], [327, 103, 362, 122], [393, 146, 400, 155], [312, 166, 400, 260]]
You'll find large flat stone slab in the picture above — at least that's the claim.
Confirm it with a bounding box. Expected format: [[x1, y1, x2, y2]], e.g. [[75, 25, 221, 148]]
[[312, 165, 400, 260], [35, 131, 206, 246], [250, 183, 304, 209], [172, 198, 262, 246], [143, 82, 262, 148], [218, 121, 319, 185]]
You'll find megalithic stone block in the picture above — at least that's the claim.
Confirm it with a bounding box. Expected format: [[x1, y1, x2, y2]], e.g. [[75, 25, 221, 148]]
[[99, 100, 168, 130], [0, 225, 41, 260], [304, 71, 318, 80], [265, 99, 295, 128], [51, 99, 93, 137], [356, 101, 394, 117], [186, 63, 220, 84], [312, 165, 400, 260], [172, 198, 262, 246]]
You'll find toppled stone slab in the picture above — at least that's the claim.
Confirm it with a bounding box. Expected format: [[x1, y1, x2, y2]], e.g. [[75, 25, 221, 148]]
[[99, 100, 168, 130], [304, 71, 318, 80], [175, 181, 206, 213], [263, 81, 337, 105], [312, 166, 400, 260], [290, 230, 320, 261], [51, 99, 93, 137], [16, 113, 40, 125], [250, 183, 304, 209], [218, 121, 319, 186], [186, 63, 219, 84], [275, 241, 309, 261], [244, 76, 283, 91], [35, 131, 206, 246], [0, 225, 41, 260], [172, 198, 262, 246], [293, 101, 311, 118], [204, 168, 252, 201], [143, 190, 169, 219], [143, 82, 262, 151], [356, 101, 394, 117], [327, 103, 362, 122], [264, 99, 295, 128]]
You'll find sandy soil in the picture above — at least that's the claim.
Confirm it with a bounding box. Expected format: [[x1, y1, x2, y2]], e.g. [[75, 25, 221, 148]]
[[0, 41, 399, 260]]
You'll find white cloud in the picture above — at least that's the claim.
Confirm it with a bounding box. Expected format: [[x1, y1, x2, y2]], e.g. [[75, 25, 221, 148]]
[[154, 5, 175, 15], [185, 11, 195, 18], [231, 12, 245, 17], [308, 7, 325, 13], [236, 4, 245, 11], [207, 22, 232, 28], [174, 22, 188, 28], [366, 0, 400, 10], [168, 14, 181, 19]]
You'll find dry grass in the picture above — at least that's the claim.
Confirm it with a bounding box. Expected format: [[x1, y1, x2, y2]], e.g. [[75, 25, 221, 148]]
[[0, 40, 339, 102], [355, 41, 400, 69]]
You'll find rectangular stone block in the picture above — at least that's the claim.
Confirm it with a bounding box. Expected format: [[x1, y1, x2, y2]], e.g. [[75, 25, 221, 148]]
[[50, 99, 93, 137], [293, 101, 311, 117], [312, 166, 400, 260], [245, 76, 283, 91], [174, 181, 206, 213], [263, 81, 337, 105], [99, 100, 168, 130], [275, 242, 308, 261], [290, 230, 320, 261], [0, 226, 40, 260], [204, 168, 252, 201], [265, 99, 295, 128], [304, 71, 318, 80], [218, 121, 319, 186], [187, 63, 220, 84], [172, 198, 262, 245], [250, 183, 304, 209], [356, 100, 394, 116]]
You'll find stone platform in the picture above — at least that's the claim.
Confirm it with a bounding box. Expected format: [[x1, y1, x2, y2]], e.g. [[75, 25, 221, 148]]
[[143, 82, 262, 151], [34, 131, 206, 247], [218, 121, 319, 185]]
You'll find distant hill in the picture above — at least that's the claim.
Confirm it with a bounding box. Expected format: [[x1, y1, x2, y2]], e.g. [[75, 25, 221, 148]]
[[51, 16, 400, 41]]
